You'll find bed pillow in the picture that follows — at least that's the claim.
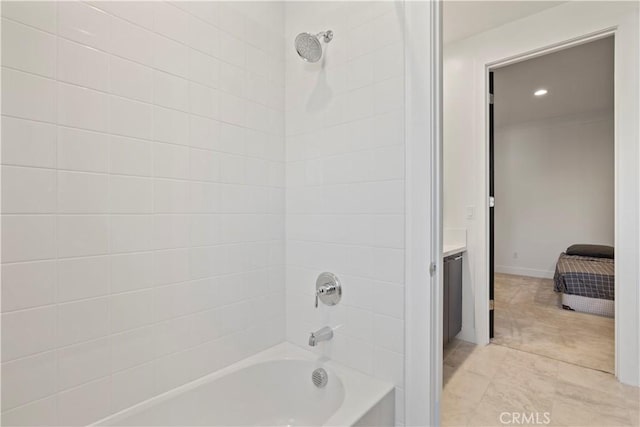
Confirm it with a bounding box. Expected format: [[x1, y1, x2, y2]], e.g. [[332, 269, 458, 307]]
[[566, 244, 614, 259]]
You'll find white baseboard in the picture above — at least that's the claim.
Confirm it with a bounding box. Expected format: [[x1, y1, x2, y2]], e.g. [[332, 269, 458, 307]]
[[495, 265, 554, 279]]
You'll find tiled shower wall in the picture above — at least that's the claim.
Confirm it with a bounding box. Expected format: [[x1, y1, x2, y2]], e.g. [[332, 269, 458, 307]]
[[1, 2, 285, 425], [284, 2, 406, 425]]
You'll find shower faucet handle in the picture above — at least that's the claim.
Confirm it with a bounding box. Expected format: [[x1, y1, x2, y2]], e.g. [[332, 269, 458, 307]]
[[315, 284, 336, 308], [314, 272, 342, 308]]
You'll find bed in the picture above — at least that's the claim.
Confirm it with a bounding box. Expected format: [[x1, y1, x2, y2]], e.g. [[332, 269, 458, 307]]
[[553, 244, 615, 317]]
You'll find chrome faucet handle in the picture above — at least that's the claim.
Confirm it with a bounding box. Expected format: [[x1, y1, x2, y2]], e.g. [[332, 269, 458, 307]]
[[314, 284, 334, 308], [314, 273, 342, 308]]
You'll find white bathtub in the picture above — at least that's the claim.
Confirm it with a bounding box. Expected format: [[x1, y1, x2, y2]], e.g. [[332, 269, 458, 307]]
[[93, 343, 394, 427]]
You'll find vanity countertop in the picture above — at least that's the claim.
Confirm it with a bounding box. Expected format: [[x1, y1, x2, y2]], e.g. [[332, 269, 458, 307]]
[[443, 243, 466, 258]]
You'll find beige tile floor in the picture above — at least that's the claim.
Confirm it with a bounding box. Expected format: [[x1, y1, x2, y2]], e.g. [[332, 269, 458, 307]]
[[492, 273, 614, 373], [441, 340, 640, 426], [441, 274, 639, 426]]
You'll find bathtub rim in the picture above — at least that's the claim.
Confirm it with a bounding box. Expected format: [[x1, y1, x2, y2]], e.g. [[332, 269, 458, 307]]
[[91, 342, 394, 427]]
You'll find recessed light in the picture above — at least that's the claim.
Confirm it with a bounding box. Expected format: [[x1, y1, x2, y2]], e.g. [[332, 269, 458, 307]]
[[534, 89, 548, 96]]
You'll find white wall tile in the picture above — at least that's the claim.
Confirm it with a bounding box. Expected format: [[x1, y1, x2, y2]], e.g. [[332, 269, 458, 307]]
[[93, 1, 153, 30], [1, 18, 56, 78], [110, 289, 155, 333], [1, 351, 57, 410], [187, 16, 219, 57], [109, 96, 153, 140], [57, 297, 109, 347], [1, 261, 56, 312], [373, 346, 404, 388], [57, 38, 108, 91], [153, 316, 194, 357], [154, 71, 189, 111], [57, 337, 110, 391], [153, 180, 189, 213], [1, 166, 56, 214], [57, 378, 111, 427], [1, 3, 288, 425], [110, 18, 153, 66], [1, 306, 57, 361], [189, 82, 218, 118], [57, 215, 109, 258], [372, 282, 404, 319], [110, 253, 154, 294], [58, 171, 109, 214], [373, 314, 404, 353], [111, 362, 156, 412], [2, 68, 56, 123], [153, 2, 189, 44], [58, 1, 110, 51], [188, 48, 219, 88], [109, 176, 153, 213], [154, 215, 190, 249], [2, 215, 56, 263], [153, 106, 189, 146], [57, 127, 109, 173], [58, 83, 109, 132], [374, 43, 403, 82], [372, 247, 404, 283], [110, 136, 152, 177], [188, 115, 221, 151], [1, 117, 56, 168], [1, 1, 57, 33], [109, 56, 154, 103], [217, 4, 246, 40], [57, 256, 109, 303], [189, 149, 221, 182], [218, 91, 246, 126], [110, 325, 156, 372], [153, 249, 189, 286], [109, 16, 154, 67], [218, 31, 245, 69], [0, 395, 58, 427], [152, 33, 188, 77], [152, 349, 195, 392], [153, 144, 190, 180], [174, 1, 218, 28], [374, 77, 404, 114], [284, 3, 405, 415], [110, 215, 153, 254]]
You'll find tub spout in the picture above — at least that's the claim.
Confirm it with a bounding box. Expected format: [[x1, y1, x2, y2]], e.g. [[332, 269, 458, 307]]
[[308, 326, 333, 347]]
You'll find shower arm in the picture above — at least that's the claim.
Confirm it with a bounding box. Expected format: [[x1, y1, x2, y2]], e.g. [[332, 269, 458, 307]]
[[316, 30, 333, 43]]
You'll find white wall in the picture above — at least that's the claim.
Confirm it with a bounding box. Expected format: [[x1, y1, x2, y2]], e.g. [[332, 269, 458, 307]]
[[283, 2, 406, 425], [1, 2, 286, 425], [494, 111, 614, 278], [443, 1, 639, 386]]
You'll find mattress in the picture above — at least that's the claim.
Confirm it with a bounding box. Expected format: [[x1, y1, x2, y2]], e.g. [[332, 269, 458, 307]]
[[553, 253, 615, 300]]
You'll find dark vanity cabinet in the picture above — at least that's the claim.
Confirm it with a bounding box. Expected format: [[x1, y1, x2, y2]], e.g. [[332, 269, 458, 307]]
[[443, 253, 463, 346]]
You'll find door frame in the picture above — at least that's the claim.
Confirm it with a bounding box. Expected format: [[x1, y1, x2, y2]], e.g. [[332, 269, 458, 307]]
[[471, 4, 639, 386], [485, 31, 616, 345]]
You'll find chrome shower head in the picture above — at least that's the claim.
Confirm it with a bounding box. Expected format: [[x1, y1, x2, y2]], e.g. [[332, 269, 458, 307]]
[[295, 30, 333, 63]]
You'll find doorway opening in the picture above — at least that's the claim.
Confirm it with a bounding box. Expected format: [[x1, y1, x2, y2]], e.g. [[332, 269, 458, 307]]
[[488, 36, 616, 373]]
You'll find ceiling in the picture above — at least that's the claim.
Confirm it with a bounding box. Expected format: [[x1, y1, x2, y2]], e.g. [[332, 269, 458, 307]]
[[443, 1, 565, 44], [494, 36, 614, 127]]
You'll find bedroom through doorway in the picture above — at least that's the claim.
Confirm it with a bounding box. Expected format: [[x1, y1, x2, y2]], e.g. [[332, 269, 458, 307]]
[[489, 36, 615, 373]]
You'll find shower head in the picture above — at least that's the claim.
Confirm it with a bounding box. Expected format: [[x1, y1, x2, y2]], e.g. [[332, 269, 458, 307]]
[[295, 30, 333, 63]]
